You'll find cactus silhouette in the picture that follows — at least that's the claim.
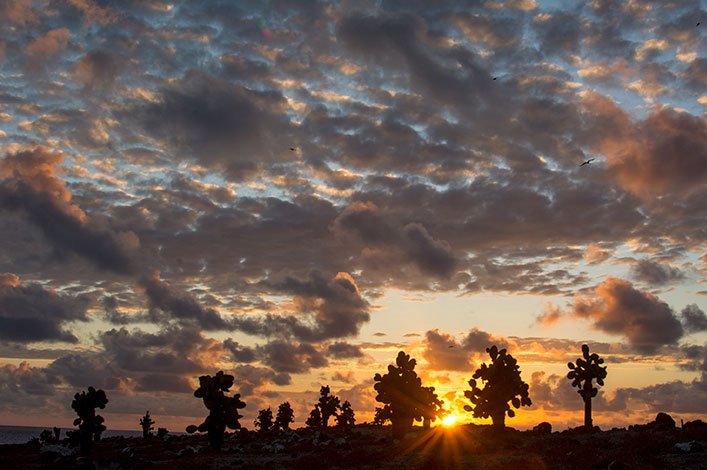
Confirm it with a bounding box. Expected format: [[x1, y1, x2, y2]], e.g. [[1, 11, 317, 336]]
[[464, 345, 531, 430], [373, 405, 392, 425], [419, 386, 444, 429], [71, 386, 108, 455], [567, 344, 607, 431], [275, 402, 294, 431], [254, 407, 274, 433], [336, 400, 356, 428], [140, 410, 155, 438], [374, 351, 425, 438], [185, 371, 246, 450], [157, 427, 169, 438], [317, 385, 340, 428], [305, 406, 322, 428]]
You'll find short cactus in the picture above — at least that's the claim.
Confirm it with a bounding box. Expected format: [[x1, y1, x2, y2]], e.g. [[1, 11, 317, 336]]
[[336, 400, 356, 428], [317, 385, 340, 428], [567, 344, 607, 431], [140, 410, 155, 438], [71, 386, 108, 455], [275, 402, 294, 431], [464, 345, 531, 430], [185, 371, 246, 450], [419, 386, 444, 429], [254, 407, 274, 433], [305, 406, 322, 428], [373, 405, 392, 425]]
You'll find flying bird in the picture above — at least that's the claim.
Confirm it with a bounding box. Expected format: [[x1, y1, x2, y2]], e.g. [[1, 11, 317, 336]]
[[697, 22, 700, 27], [580, 158, 595, 167], [289, 147, 297, 152], [448, 345, 455, 348], [493, 77, 498, 80]]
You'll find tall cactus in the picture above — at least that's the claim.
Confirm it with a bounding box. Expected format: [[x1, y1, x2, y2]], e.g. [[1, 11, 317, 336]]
[[336, 400, 356, 428], [254, 407, 274, 433], [275, 402, 294, 431], [419, 386, 444, 429], [373, 351, 424, 438], [71, 386, 108, 455], [464, 345, 531, 430], [317, 385, 341, 428], [567, 344, 607, 431], [140, 410, 155, 438], [185, 371, 246, 449]]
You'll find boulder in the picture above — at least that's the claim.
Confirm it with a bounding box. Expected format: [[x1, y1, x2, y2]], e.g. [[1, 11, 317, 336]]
[[654, 412, 675, 429], [533, 422, 552, 434]]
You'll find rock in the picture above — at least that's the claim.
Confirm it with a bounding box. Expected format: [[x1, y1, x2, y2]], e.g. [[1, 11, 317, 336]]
[[40, 444, 74, 462], [533, 422, 552, 434], [654, 412, 675, 429], [75, 456, 96, 469], [683, 419, 707, 430], [176, 445, 202, 457], [674, 441, 705, 453], [120, 446, 134, 457], [607, 460, 630, 470]]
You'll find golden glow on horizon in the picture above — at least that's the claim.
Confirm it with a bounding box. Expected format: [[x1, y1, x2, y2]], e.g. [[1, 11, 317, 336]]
[[441, 414, 459, 427]]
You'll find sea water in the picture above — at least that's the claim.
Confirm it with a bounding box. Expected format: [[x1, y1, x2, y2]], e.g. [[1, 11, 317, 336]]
[[0, 425, 143, 445]]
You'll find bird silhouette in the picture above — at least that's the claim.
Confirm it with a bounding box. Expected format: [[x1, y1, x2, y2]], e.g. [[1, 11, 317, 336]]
[[289, 147, 297, 151], [493, 77, 498, 80], [580, 158, 595, 167], [697, 22, 701, 27], [448, 345, 455, 348]]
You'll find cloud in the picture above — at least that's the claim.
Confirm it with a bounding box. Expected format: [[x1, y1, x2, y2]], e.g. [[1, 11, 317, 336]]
[[421, 327, 508, 371], [544, 277, 684, 354], [592, 105, 707, 197], [0, 273, 90, 343], [681, 304, 707, 334], [0, 148, 139, 273], [631, 259, 685, 286], [258, 340, 328, 374], [332, 202, 458, 279], [137, 271, 231, 330], [72, 49, 119, 90], [136, 71, 292, 180], [326, 342, 364, 359], [23, 29, 70, 72]]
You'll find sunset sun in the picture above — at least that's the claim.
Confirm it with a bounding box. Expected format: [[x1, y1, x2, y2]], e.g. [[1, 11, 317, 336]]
[[442, 414, 459, 427]]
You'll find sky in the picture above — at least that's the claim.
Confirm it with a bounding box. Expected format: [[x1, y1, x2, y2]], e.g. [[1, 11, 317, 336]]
[[0, 0, 705, 432]]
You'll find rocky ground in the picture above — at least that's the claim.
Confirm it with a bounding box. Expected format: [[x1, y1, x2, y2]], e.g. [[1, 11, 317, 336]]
[[1, 415, 705, 469]]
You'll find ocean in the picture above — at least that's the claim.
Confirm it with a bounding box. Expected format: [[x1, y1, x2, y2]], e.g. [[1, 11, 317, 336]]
[[0, 425, 144, 445]]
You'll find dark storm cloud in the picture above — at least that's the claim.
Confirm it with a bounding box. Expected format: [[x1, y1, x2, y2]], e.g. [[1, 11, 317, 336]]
[[679, 344, 707, 372], [136, 71, 292, 180], [0, 148, 138, 274], [631, 259, 685, 286], [0, 273, 90, 343]]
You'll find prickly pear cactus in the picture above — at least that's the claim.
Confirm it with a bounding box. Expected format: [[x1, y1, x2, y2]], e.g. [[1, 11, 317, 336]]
[[373, 351, 425, 438], [463, 345, 531, 430], [185, 371, 246, 450], [71, 386, 108, 455], [275, 401, 294, 431], [567, 344, 607, 431], [317, 385, 341, 428]]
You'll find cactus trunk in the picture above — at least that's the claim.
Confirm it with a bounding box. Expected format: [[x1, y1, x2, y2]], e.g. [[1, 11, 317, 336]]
[[392, 416, 413, 439], [491, 412, 505, 430], [423, 417, 431, 429], [583, 381, 593, 431]]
